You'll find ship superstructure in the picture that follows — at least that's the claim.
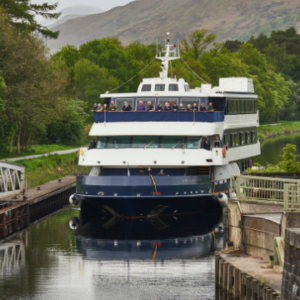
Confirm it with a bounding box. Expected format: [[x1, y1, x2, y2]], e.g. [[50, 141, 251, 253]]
[[73, 33, 260, 217]]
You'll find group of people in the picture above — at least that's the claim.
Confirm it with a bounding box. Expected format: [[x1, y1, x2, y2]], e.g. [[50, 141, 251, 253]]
[[92, 100, 215, 112]]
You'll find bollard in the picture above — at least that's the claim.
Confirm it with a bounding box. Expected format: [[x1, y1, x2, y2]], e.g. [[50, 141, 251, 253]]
[[233, 268, 239, 299], [227, 264, 233, 293], [246, 276, 252, 300]]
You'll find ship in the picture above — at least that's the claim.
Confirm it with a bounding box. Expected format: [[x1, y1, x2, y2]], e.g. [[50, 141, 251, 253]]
[[70, 32, 261, 218]]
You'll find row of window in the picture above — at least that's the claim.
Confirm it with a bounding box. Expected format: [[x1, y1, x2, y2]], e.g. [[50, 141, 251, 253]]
[[227, 99, 257, 114], [96, 136, 205, 149], [141, 84, 190, 92], [223, 128, 257, 148]]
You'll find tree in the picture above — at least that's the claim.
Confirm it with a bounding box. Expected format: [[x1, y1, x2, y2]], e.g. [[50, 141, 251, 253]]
[[280, 144, 300, 173], [0, 1, 61, 38], [0, 75, 6, 111], [223, 40, 244, 52], [180, 29, 216, 60], [74, 58, 119, 115]]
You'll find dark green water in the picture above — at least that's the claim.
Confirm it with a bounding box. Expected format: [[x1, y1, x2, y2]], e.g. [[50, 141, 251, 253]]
[[0, 208, 223, 300], [254, 133, 300, 165]]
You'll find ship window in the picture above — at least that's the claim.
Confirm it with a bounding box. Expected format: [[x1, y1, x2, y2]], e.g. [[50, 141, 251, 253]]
[[186, 137, 202, 149], [161, 137, 185, 148], [181, 98, 200, 110], [132, 136, 159, 148], [155, 84, 165, 91], [169, 84, 179, 91], [230, 134, 234, 147], [223, 134, 228, 147], [136, 98, 156, 110], [251, 130, 256, 143], [234, 133, 239, 146], [96, 137, 107, 149], [246, 131, 250, 144], [115, 98, 134, 111], [141, 84, 151, 92], [240, 132, 245, 145], [158, 98, 178, 105], [107, 137, 131, 149]]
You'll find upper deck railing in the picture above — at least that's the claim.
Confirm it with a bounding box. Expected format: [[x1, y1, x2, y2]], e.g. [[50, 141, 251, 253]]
[[93, 111, 225, 123]]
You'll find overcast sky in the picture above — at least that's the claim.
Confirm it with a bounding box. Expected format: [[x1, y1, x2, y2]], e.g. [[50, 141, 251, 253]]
[[33, 0, 135, 12]]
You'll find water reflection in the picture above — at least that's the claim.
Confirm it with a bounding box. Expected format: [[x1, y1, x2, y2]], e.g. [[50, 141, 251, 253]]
[[74, 209, 223, 261], [255, 132, 300, 165], [0, 208, 223, 300]]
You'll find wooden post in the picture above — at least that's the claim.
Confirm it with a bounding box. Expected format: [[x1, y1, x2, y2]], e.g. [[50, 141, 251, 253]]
[[223, 262, 228, 289], [26, 203, 30, 226], [233, 268, 239, 299], [239, 272, 246, 300], [215, 253, 220, 285], [227, 264, 233, 293], [219, 260, 224, 287], [271, 293, 278, 300], [1, 213, 5, 239], [252, 279, 258, 300], [258, 284, 264, 300], [246, 276, 252, 300]]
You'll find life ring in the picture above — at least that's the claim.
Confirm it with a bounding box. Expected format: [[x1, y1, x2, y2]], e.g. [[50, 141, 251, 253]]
[[222, 147, 226, 158]]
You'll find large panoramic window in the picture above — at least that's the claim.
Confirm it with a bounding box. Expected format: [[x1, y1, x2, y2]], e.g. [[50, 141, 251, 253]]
[[223, 127, 257, 148], [106, 137, 131, 149], [227, 98, 257, 115], [132, 137, 159, 148], [161, 137, 185, 149]]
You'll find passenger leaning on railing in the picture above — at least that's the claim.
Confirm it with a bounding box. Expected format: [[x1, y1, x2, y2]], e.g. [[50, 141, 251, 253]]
[[122, 101, 132, 111], [200, 103, 206, 111], [96, 103, 103, 112], [173, 103, 178, 111], [207, 103, 214, 112], [214, 136, 222, 148], [155, 104, 163, 111], [92, 103, 98, 112], [179, 104, 184, 111], [109, 101, 117, 111], [193, 103, 198, 111], [186, 104, 192, 112], [103, 104, 108, 112], [147, 101, 154, 112], [137, 101, 145, 111], [164, 102, 171, 111]]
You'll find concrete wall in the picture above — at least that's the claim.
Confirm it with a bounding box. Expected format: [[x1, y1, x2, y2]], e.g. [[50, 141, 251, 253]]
[[282, 228, 300, 299]]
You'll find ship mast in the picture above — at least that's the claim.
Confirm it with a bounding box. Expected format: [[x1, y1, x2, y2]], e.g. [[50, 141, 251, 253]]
[[156, 32, 180, 80]]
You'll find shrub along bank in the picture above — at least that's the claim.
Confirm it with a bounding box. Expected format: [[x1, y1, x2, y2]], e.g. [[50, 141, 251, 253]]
[[15, 153, 89, 188], [258, 120, 300, 141]]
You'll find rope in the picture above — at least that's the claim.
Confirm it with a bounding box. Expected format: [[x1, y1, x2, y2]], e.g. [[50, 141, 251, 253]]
[[108, 57, 156, 93], [150, 174, 158, 195], [180, 57, 209, 84]]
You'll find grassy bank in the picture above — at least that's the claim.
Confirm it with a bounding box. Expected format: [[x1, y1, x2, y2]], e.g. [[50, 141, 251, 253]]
[[258, 121, 300, 141], [0, 143, 85, 160], [15, 153, 90, 188]]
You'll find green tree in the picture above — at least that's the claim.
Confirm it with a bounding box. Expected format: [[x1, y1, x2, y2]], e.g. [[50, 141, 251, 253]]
[[0, 75, 6, 111], [74, 58, 119, 113], [181, 29, 216, 60], [0, 1, 61, 38], [223, 40, 244, 52]]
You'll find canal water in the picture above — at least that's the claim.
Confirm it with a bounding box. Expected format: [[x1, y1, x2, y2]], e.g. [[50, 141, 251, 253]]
[[0, 207, 223, 300], [254, 133, 300, 165]]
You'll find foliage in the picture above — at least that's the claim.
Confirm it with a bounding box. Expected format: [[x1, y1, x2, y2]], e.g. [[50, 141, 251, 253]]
[[0, 75, 6, 111], [46, 98, 87, 145], [181, 29, 216, 60], [0, 1, 60, 38], [246, 144, 300, 173]]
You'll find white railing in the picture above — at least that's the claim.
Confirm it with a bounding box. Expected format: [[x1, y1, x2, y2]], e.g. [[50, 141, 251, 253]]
[[284, 184, 300, 211], [230, 174, 300, 203], [0, 162, 25, 199]]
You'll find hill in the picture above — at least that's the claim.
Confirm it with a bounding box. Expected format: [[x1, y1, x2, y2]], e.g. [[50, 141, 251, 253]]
[[48, 15, 84, 29], [47, 0, 300, 53]]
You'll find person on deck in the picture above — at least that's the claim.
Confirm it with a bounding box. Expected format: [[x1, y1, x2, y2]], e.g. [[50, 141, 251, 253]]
[[92, 103, 97, 112], [155, 104, 163, 111], [88, 139, 96, 150], [178, 104, 185, 111], [137, 101, 145, 111], [186, 104, 193, 112], [173, 103, 178, 111], [200, 103, 206, 111], [164, 103, 171, 111], [96, 104, 103, 112], [169, 100, 175, 110], [109, 101, 117, 112], [103, 104, 108, 112], [193, 103, 198, 111], [122, 101, 132, 111], [157, 169, 165, 176], [214, 136, 222, 148], [207, 103, 214, 112], [203, 137, 210, 151], [147, 101, 154, 112]]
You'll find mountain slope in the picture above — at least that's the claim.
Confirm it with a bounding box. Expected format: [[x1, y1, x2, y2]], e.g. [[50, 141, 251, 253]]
[[48, 14, 84, 29], [47, 0, 300, 53]]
